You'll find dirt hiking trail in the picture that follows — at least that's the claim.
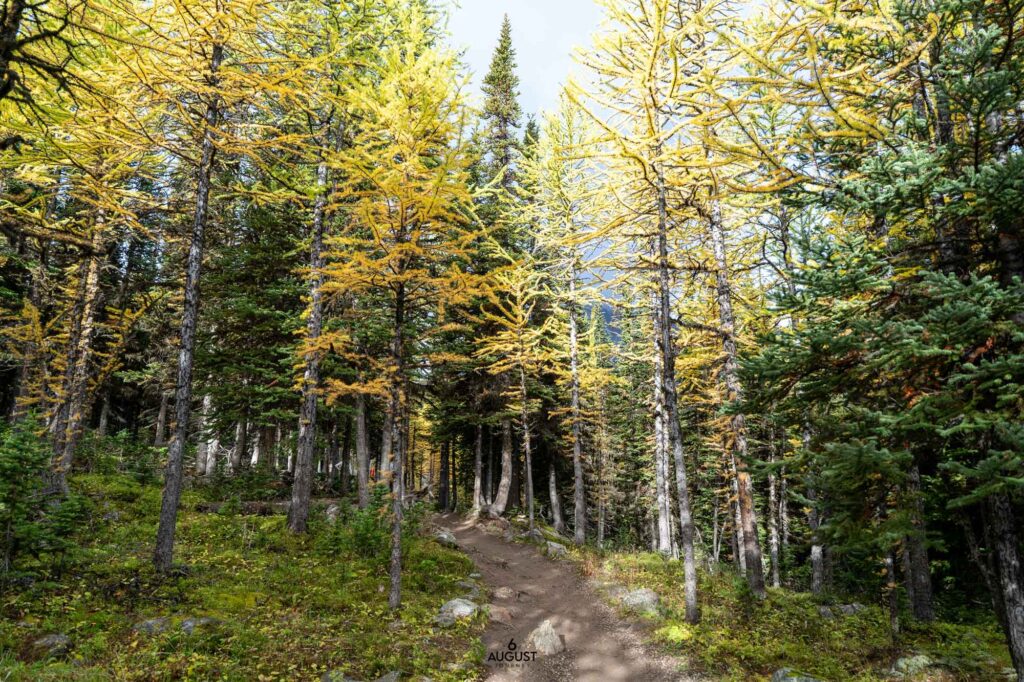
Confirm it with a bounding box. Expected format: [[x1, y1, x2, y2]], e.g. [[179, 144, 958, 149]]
[[436, 513, 696, 682]]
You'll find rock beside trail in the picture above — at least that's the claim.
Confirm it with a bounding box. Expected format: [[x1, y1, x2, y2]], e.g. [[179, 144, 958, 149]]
[[527, 619, 566, 655], [322, 671, 400, 682], [434, 530, 458, 548], [325, 504, 341, 523], [525, 528, 545, 543], [494, 586, 517, 600], [488, 604, 516, 625], [434, 598, 478, 627], [133, 617, 170, 635], [545, 541, 568, 558], [891, 654, 934, 677], [456, 580, 480, 599], [621, 588, 660, 615], [819, 603, 866, 619], [29, 633, 72, 660], [181, 617, 219, 635], [771, 669, 823, 682]]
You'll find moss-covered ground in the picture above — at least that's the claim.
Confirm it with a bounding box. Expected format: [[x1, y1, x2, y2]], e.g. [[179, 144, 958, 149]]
[[0, 474, 485, 681]]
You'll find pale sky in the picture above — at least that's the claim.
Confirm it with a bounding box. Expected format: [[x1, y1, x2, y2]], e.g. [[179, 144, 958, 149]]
[[446, 0, 603, 120]]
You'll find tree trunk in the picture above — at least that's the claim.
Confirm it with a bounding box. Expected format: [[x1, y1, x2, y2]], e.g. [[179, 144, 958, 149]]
[[471, 424, 484, 517], [986, 493, 1024, 678], [154, 42, 223, 573], [153, 391, 169, 447], [652, 302, 672, 555], [340, 415, 352, 495], [568, 262, 586, 544], [356, 392, 370, 508], [486, 429, 495, 504], [768, 442, 781, 588], [195, 393, 213, 475], [709, 199, 765, 598], [439, 440, 450, 511], [50, 222, 105, 491], [387, 285, 406, 611], [289, 156, 329, 533], [230, 415, 246, 473], [490, 418, 514, 515], [905, 463, 934, 620], [549, 462, 564, 533], [97, 396, 110, 436], [519, 366, 535, 529]]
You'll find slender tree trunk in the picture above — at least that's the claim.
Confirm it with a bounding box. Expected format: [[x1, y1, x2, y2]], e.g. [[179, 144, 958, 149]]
[[768, 442, 781, 588], [905, 463, 934, 620], [471, 424, 483, 518], [340, 415, 352, 495], [381, 405, 393, 478], [153, 391, 169, 447], [439, 440, 450, 511], [230, 415, 246, 474], [885, 550, 901, 644], [195, 393, 213, 475], [97, 396, 110, 436], [450, 443, 457, 511], [491, 419, 514, 516], [549, 462, 564, 533], [50, 223, 105, 491], [568, 262, 586, 544], [387, 285, 406, 611], [708, 198, 765, 598], [486, 429, 495, 504], [289, 157, 329, 533], [986, 493, 1024, 678], [154, 42, 223, 573], [519, 365, 535, 530], [356, 392, 370, 508], [652, 302, 672, 554]]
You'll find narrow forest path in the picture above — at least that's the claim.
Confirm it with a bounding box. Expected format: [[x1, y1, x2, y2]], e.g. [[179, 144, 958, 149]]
[[435, 513, 695, 682]]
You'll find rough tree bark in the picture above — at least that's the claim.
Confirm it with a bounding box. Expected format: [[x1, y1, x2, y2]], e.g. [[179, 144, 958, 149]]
[[153, 41, 223, 573], [356, 391, 370, 508], [471, 424, 484, 517], [387, 284, 406, 611], [905, 463, 934, 620], [549, 462, 564, 533], [490, 419, 514, 516], [568, 261, 586, 544], [708, 198, 766, 598], [288, 156, 329, 533]]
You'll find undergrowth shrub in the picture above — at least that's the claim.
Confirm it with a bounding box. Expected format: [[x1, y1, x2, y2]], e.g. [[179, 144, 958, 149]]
[[0, 418, 87, 582]]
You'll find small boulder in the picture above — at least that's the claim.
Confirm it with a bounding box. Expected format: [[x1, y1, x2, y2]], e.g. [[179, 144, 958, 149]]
[[321, 673, 360, 682], [325, 504, 341, 523], [456, 580, 479, 599], [181, 616, 219, 635], [527, 619, 566, 655], [435, 598, 478, 627], [29, 633, 72, 660], [434, 530, 458, 548], [621, 588, 660, 616], [892, 654, 934, 677], [525, 528, 545, 543], [488, 604, 516, 625], [469, 572, 481, 579], [817, 605, 835, 619], [838, 603, 865, 616], [133, 617, 170, 635], [545, 541, 568, 558], [771, 670, 823, 682], [374, 673, 401, 682], [494, 586, 517, 600]]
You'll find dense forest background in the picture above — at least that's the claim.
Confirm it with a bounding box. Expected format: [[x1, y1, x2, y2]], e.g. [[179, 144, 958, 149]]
[[1, 0, 1023, 679]]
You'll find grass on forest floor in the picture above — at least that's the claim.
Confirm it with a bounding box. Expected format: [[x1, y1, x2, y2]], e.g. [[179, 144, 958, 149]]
[[1, 473, 486, 681], [504, 517, 1010, 682]]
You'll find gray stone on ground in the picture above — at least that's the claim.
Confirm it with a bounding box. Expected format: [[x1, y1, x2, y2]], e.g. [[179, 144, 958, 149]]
[[181, 616, 219, 634], [525, 528, 544, 543], [817, 605, 834, 619], [456, 580, 480, 599], [30, 633, 72, 660], [838, 603, 865, 615], [434, 597, 478, 627], [469, 572, 481, 579], [488, 604, 516, 625], [321, 673, 360, 682], [325, 504, 341, 523], [434, 530, 458, 548], [374, 672, 400, 682], [621, 587, 660, 615], [494, 586, 517, 600], [527, 619, 566, 655], [545, 540, 568, 558], [771, 669, 823, 682], [891, 654, 934, 677], [133, 617, 170, 634]]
